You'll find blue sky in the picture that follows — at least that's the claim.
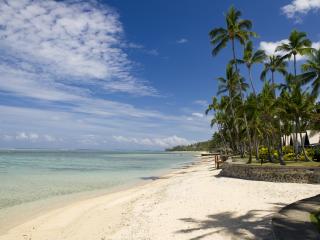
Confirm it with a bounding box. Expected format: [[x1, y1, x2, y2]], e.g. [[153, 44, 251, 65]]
[[0, 0, 319, 150]]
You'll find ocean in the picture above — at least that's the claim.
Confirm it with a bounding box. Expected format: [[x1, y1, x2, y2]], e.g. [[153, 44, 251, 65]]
[[0, 150, 196, 224]]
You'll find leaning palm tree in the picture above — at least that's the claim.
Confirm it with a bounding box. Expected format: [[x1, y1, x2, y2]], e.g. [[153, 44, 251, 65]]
[[235, 41, 267, 95], [276, 30, 312, 78], [299, 48, 320, 97], [260, 55, 287, 95], [209, 6, 256, 163], [209, 5, 257, 71]]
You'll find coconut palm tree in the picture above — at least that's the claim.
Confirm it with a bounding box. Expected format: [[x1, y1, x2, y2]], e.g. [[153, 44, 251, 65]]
[[235, 41, 267, 95], [209, 6, 256, 163], [209, 6, 256, 72], [276, 30, 312, 78], [217, 64, 249, 96], [299, 48, 320, 97], [281, 85, 317, 161], [215, 64, 248, 152], [260, 55, 287, 95]]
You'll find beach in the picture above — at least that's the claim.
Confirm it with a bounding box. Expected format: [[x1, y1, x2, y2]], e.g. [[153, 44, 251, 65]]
[[0, 156, 319, 240]]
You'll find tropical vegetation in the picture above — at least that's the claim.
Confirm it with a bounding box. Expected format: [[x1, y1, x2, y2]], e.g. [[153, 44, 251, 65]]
[[206, 6, 320, 165]]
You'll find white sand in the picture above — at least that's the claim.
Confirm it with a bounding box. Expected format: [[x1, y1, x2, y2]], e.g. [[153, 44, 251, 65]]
[[0, 158, 319, 240]]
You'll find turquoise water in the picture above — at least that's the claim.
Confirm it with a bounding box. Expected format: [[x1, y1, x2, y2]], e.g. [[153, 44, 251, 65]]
[[0, 150, 196, 210]]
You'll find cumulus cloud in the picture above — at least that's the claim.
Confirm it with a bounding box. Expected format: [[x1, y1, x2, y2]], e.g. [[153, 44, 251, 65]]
[[0, 0, 156, 97], [177, 38, 188, 44], [113, 135, 192, 148], [0, 1, 212, 149], [282, 0, 320, 20], [259, 40, 320, 61]]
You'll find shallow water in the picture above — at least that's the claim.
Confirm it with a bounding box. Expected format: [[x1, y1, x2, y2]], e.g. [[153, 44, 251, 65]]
[[0, 150, 196, 211]]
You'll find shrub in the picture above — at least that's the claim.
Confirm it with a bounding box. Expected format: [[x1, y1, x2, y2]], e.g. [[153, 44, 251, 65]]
[[283, 152, 295, 161], [314, 146, 320, 162], [258, 147, 278, 161], [306, 148, 315, 159], [282, 146, 294, 154], [259, 147, 268, 161], [272, 150, 279, 159]]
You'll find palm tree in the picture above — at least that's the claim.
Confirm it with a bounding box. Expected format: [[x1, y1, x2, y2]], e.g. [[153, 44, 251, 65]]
[[299, 48, 320, 97], [209, 6, 256, 163], [276, 30, 312, 78], [209, 5, 256, 72], [217, 64, 249, 96], [216, 64, 248, 153], [235, 41, 267, 95], [260, 55, 287, 95], [282, 85, 317, 161]]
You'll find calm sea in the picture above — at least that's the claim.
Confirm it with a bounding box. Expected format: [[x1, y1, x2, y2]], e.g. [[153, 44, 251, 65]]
[[0, 150, 196, 212]]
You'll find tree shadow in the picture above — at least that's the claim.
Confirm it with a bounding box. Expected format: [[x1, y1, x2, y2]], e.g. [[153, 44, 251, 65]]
[[176, 204, 286, 240]]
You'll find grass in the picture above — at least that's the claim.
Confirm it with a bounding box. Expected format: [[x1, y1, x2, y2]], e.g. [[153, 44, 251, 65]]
[[310, 211, 320, 232], [230, 155, 320, 167]]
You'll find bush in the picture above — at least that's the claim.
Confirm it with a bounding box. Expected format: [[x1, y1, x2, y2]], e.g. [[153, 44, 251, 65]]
[[314, 146, 320, 162], [259, 147, 269, 161], [306, 148, 315, 159], [273, 150, 279, 159], [258, 146, 278, 161], [283, 152, 295, 161], [282, 146, 294, 154]]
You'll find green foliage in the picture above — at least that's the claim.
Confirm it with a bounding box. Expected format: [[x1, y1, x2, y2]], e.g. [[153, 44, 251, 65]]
[[310, 211, 320, 232], [207, 5, 320, 166], [258, 147, 268, 161], [282, 146, 294, 154], [283, 152, 295, 161], [165, 140, 213, 152], [306, 148, 315, 159], [313, 146, 320, 162], [258, 147, 278, 161]]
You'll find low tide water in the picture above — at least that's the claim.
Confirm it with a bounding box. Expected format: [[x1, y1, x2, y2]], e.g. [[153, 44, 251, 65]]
[[0, 150, 196, 231]]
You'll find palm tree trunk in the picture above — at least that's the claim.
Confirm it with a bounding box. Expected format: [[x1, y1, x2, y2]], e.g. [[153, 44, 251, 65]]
[[231, 38, 238, 73], [271, 71, 276, 97], [231, 38, 253, 163], [294, 54, 297, 78], [294, 119, 299, 161], [253, 130, 259, 161], [297, 121, 311, 161], [278, 119, 286, 165], [266, 135, 274, 163], [248, 67, 256, 96], [228, 93, 240, 152]]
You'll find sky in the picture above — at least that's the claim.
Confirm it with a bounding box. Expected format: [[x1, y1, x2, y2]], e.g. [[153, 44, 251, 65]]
[[0, 0, 319, 150]]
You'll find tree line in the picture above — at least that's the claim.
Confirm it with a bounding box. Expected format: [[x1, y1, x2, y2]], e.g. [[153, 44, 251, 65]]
[[206, 6, 320, 164]]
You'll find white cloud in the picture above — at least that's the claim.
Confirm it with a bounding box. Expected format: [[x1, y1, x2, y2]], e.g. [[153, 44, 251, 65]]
[[194, 100, 209, 107], [282, 0, 320, 19], [0, 0, 156, 96], [192, 112, 204, 118], [177, 38, 188, 44], [16, 132, 29, 140], [11, 132, 55, 142], [0, 0, 213, 149], [259, 40, 320, 61], [113, 135, 192, 148], [0, 104, 211, 149]]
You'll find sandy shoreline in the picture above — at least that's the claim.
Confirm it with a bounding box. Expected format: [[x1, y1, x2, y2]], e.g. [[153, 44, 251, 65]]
[[1, 157, 319, 240]]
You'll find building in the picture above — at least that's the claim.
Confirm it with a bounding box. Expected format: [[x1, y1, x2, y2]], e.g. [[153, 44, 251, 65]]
[[282, 130, 320, 147]]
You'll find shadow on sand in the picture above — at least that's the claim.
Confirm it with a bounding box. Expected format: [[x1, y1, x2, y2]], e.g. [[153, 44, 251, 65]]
[[175, 203, 286, 240]]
